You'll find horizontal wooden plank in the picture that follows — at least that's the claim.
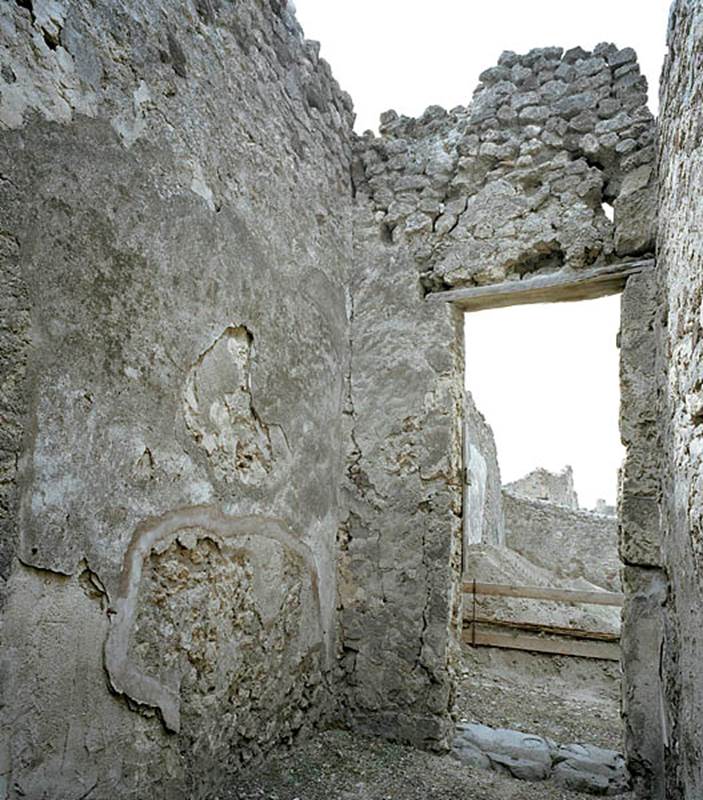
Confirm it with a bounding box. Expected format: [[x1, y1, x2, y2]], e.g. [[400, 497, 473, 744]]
[[463, 581, 624, 607], [426, 259, 654, 311], [464, 615, 620, 642], [462, 627, 621, 661]]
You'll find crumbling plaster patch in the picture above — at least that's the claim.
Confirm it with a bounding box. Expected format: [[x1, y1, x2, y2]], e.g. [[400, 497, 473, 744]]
[[183, 326, 277, 487], [105, 506, 323, 736]]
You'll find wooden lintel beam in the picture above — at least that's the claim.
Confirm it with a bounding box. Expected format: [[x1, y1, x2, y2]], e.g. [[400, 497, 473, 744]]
[[426, 259, 654, 311]]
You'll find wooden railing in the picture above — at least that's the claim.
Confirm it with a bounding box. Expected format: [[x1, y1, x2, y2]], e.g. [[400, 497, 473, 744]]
[[463, 580, 624, 662]]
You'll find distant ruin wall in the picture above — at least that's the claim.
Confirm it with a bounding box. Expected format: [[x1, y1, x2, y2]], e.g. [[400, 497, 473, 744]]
[[656, 2, 703, 797], [0, 2, 353, 797], [505, 466, 579, 509], [503, 490, 620, 591], [464, 391, 504, 549]]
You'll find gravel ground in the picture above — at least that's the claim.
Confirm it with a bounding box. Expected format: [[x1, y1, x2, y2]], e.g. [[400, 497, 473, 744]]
[[225, 644, 631, 800], [456, 644, 624, 751], [228, 729, 615, 800]]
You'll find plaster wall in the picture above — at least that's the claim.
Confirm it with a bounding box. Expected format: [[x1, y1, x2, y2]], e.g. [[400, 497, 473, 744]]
[[464, 391, 504, 549], [656, 2, 703, 796], [0, 1, 353, 797]]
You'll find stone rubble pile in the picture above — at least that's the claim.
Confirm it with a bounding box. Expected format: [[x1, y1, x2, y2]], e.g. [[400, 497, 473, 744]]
[[453, 721, 630, 795]]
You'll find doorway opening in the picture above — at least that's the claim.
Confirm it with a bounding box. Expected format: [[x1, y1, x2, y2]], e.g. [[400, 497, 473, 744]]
[[456, 294, 626, 755]]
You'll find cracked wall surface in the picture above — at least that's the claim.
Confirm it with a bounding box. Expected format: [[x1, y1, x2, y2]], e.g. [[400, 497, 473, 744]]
[[0, 0, 353, 796], [183, 326, 275, 486], [656, 2, 703, 797]]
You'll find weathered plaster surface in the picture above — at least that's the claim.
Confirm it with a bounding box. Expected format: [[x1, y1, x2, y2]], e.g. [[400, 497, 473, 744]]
[[0, 1, 353, 796], [336, 199, 465, 748], [656, 2, 703, 797]]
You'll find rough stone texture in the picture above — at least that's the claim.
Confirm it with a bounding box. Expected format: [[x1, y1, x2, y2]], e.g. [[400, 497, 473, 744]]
[[552, 742, 629, 796], [656, 2, 703, 798], [619, 272, 662, 567], [353, 45, 656, 293], [618, 268, 666, 799], [0, 1, 354, 796], [503, 490, 621, 591], [619, 565, 666, 799], [505, 465, 579, 509], [464, 391, 504, 551], [0, 233, 29, 610], [336, 197, 465, 748]]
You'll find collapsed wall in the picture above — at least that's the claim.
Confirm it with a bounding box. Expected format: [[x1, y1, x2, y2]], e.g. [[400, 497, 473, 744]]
[[0, 2, 354, 797], [353, 43, 655, 293], [505, 465, 579, 508], [656, 2, 703, 797]]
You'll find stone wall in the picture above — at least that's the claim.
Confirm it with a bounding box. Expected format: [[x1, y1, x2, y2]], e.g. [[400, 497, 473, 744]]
[[503, 490, 620, 591], [3, 0, 699, 795], [353, 44, 656, 294], [343, 45, 656, 750], [0, 2, 354, 797], [464, 391, 504, 550], [335, 172, 464, 750], [656, 2, 703, 797], [505, 465, 579, 509], [619, 270, 666, 799]]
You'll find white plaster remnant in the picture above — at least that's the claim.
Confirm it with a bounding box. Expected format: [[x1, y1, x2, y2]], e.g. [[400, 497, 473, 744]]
[[189, 160, 216, 211]]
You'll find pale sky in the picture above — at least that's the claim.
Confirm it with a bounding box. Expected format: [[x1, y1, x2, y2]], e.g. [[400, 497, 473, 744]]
[[293, 0, 670, 507]]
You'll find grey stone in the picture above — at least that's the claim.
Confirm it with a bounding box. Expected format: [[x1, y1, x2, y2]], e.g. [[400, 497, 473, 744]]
[[554, 92, 597, 118], [609, 46, 637, 68], [553, 743, 630, 795], [454, 723, 552, 781]]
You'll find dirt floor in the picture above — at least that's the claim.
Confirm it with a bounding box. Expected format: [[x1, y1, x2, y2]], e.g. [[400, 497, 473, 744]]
[[229, 644, 631, 800], [456, 643, 624, 751]]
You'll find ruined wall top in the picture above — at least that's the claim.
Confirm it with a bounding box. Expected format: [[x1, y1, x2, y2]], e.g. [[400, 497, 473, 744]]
[[352, 44, 656, 292], [504, 465, 579, 509]]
